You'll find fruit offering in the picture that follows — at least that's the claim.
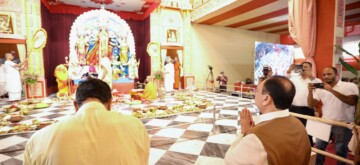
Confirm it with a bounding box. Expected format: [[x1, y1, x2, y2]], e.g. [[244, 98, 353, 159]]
[[34, 103, 50, 109], [130, 92, 214, 119], [2, 105, 20, 113]]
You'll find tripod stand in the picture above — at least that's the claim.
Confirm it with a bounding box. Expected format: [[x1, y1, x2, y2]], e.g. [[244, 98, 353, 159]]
[[205, 68, 215, 91]]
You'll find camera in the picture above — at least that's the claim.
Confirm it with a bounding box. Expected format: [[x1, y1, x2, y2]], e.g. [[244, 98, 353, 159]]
[[295, 64, 303, 73], [263, 67, 269, 77], [208, 65, 213, 70], [312, 83, 324, 89]]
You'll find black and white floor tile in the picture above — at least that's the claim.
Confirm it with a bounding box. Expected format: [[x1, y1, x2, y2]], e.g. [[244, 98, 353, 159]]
[[0, 91, 257, 165]]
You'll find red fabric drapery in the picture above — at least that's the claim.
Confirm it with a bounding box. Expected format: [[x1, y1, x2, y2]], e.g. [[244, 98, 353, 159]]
[[41, 4, 151, 88], [289, 0, 317, 76], [41, 0, 160, 21]]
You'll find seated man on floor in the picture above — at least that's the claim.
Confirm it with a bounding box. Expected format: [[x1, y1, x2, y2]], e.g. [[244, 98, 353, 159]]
[[141, 76, 157, 100], [225, 76, 311, 165], [24, 78, 150, 165]]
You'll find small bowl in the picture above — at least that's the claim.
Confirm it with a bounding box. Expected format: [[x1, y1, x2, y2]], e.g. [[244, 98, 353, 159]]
[[42, 99, 53, 104], [132, 107, 142, 112], [201, 99, 209, 102], [9, 115, 23, 123], [159, 106, 168, 110], [197, 104, 207, 109], [19, 105, 35, 111], [38, 121, 53, 129]]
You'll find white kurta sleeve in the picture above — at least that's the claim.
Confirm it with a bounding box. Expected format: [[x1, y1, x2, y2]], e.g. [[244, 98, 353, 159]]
[[348, 83, 359, 96], [313, 89, 321, 101], [5, 61, 16, 67], [224, 134, 268, 165]]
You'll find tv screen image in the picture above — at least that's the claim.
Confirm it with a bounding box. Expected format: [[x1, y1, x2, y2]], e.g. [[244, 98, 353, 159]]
[[254, 42, 294, 85]]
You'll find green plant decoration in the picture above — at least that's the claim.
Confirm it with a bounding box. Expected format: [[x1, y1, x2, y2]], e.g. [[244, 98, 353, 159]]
[[154, 71, 164, 80], [24, 72, 38, 85]]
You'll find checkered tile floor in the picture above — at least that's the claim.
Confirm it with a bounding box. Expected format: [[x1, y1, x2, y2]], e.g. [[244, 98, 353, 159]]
[[0, 91, 258, 165]]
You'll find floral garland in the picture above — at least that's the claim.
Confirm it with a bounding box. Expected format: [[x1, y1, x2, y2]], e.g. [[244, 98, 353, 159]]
[[24, 72, 38, 85], [154, 70, 164, 80]]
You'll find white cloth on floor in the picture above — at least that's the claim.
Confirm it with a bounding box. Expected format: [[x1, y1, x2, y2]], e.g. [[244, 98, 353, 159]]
[[4, 61, 22, 101]]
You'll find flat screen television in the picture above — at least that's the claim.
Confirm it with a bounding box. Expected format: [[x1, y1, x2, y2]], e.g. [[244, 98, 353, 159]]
[[254, 42, 294, 85]]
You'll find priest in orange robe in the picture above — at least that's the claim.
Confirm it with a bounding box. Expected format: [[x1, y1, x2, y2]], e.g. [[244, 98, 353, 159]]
[[173, 57, 181, 89]]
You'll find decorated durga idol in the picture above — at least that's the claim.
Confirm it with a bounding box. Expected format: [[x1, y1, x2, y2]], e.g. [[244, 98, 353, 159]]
[[67, 7, 139, 88]]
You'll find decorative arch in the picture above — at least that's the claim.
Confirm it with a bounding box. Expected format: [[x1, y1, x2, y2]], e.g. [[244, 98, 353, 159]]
[[69, 8, 136, 63]]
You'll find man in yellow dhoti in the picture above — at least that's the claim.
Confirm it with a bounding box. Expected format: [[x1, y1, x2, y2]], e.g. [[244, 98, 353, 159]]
[[141, 76, 157, 100]]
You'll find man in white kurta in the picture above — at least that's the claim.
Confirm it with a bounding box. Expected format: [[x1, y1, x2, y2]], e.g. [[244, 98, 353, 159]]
[[0, 61, 6, 96], [24, 78, 150, 165], [164, 59, 175, 91], [4, 53, 27, 101]]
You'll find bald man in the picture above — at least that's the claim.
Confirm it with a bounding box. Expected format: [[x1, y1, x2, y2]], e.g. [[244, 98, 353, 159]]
[[4, 53, 27, 101], [225, 76, 310, 164]]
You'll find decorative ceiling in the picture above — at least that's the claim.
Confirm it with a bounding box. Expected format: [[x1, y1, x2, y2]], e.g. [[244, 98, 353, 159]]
[[193, 0, 360, 34], [41, 0, 161, 20]]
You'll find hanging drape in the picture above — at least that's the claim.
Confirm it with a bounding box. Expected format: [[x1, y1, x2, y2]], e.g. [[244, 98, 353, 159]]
[[289, 0, 317, 76]]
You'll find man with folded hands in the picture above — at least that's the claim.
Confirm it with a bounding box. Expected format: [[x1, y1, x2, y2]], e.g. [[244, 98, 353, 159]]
[[225, 76, 310, 164]]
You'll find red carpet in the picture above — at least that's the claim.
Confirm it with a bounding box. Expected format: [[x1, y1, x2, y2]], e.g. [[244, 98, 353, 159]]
[[323, 141, 354, 165]]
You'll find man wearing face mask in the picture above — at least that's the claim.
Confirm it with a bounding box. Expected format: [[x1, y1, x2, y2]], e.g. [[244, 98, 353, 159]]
[[225, 76, 310, 164], [288, 62, 321, 146], [308, 67, 358, 165]]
